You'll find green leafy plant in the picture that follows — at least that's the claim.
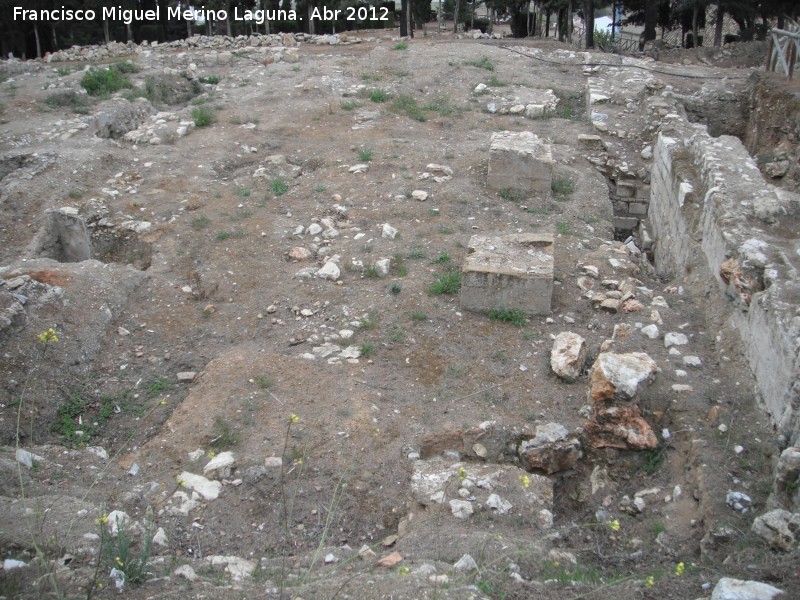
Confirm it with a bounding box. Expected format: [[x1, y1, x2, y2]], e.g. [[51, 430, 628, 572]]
[[392, 94, 426, 122], [198, 75, 220, 84], [429, 271, 461, 295], [410, 311, 427, 321], [551, 176, 574, 200], [357, 148, 374, 162], [271, 177, 289, 196], [358, 342, 376, 358], [557, 221, 571, 236], [486, 308, 526, 327], [191, 106, 215, 127], [211, 416, 239, 448], [432, 252, 451, 265], [368, 89, 390, 103], [499, 189, 522, 202], [465, 56, 494, 70], [393, 41, 408, 50], [191, 216, 210, 230], [340, 100, 361, 110], [81, 66, 133, 96]]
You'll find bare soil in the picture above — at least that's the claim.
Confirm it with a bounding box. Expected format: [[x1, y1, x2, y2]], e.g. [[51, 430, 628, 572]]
[[0, 32, 794, 599]]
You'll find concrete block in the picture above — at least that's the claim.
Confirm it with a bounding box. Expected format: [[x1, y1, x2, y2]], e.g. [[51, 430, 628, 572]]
[[488, 131, 554, 196], [460, 233, 554, 316], [615, 180, 636, 198], [613, 216, 639, 231]]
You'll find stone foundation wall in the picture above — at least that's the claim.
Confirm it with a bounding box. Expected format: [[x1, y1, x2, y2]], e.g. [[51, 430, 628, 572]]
[[648, 106, 800, 441]]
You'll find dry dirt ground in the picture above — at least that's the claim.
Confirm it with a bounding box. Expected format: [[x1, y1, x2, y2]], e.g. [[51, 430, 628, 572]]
[[0, 30, 796, 599]]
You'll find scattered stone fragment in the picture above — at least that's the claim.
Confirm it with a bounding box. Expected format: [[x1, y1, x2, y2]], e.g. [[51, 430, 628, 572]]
[[203, 451, 236, 478], [726, 490, 752, 513], [589, 352, 658, 402], [152, 528, 169, 547], [178, 471, 222, 501], [316, 261, 341, 281], [374, 258, 391, 277], [15, 448, 44, 469], [453, 554, 478, 571], [207, 555, 256, 580], [381, 223, 398, 239], [485, 493, 513, 515], [550, 332, 586, 383], [349, 163, 369, 174], [751, 509, 800, 551], [3, 559, 27, 570], [411, 190, 428, 201], [376, 551, 403, 568], [519, 422, 582, 474], [359, 545, 377, 560], [174, 564, 197, 581], [710, 577, 784, 600], [265, 456, 283, 467], [288, 247, 312, 260], [449, 499, 474, 519], [640, 324, 659, 339], [177, 371, 197, 383], [664, 332, 688, 347], [683, 355, 702, 368]]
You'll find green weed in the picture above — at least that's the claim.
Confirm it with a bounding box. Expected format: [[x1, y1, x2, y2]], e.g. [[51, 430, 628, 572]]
[[551, 177, 574, 200], [198, 75, 220, 84], [191, 216, 210, 230], [271, 177, 289, 196], [368, 89, 390, 103], [393, 41, 408, 50], [357, 148, 374, 162], [487, 308, 526, 327], [429, 271, 461, 295], [358, 342, 376, 358], [192, 106, 215, 127], [81, 66, 133, 96], [465, 57, 494, 71], [410, 311, 428, 321]]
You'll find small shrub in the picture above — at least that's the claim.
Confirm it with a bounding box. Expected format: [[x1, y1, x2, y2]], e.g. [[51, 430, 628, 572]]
[[216, 230, 244, 241], [487, 75, 509, 87], [191, 216, 210, 230], [112, 60, 141, 74], [553, 89, 584, 120], [406, 248, 426, 260], [146, 378, 173, 398], [369, 89, 390, 103], [487, 308, 526, 327], [198, 75, 220, 84], [56, 66, 72, 76], [211, 416, 239, 448], [81, 66, 133, 96], [358, 342, 376, 358], [410, 311, 427, 321], [357, 148, 374, 162], [390, 282, 402, 295], [340, 100, 361, 110], [389, 328, 405, 342], [256, 376, 273, 389], [314, 184, 327, 192], [465, 57, 494, 71], [271, 177, 288, 196], [557, 221, 570, 236], [392, 94, 426, 122], [393, 41, 408, 50], [551, 177, 574, 200], [44, 89, 92, 112], [429, 271, 461, 295], [192, 106, 215, 127], [390, 254, 408, 276], [499, 189, 522, 202], [432, 252, 451, 265], [363, 265, 381, 278]]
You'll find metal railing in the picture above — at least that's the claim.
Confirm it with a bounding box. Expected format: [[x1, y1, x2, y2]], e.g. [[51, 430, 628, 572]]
[[767, 18, 800, 78]]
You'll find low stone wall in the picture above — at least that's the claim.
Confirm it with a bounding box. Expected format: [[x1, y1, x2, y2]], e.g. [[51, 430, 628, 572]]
[[648, 101, 800, 441]]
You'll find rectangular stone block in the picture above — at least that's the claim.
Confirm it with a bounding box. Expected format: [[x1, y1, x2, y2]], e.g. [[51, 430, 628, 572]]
[[628, 202, 648, 215], [615, 179, 636, 198], [613, 216, 639, 231], [487, 131, 554, 196], [460, 233, 554, 316], [635, 184, 651, 200]]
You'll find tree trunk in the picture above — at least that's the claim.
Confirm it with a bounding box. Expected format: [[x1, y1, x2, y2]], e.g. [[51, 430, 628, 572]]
[[584, 0, 594, 48], [51, 24, 57, 51], [454, 0, 460, 33], [545, 10, 550, 37], [713, 2, 723, 47], [34, 22, 42, 58], [692, 1, 699, 48], [103, 19, 111, 44], [407, 0, 413, 37], [187, 18, 193, 38], [400, 0, 408, 36], [308, 5, 315, 35], [127, 23, 133, 43], [642, 0, 657, 50], [611, 0, 616, 41], [566, 0, 572, 43], [489, 7, 494, 34]]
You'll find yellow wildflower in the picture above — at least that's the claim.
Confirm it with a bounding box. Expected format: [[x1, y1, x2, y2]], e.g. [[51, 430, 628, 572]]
[[646, 575, 655, 588], [37, 328, 59, 344], [289, 413, 300, 424], [397, 565, 410, 576], [675, 562, 685, 576], [208, 450, 216, 459], [607, 519, 621, 532], [457, 467, 467, 480], [519, 475, 531, 489], [115, 556, 124, 567]]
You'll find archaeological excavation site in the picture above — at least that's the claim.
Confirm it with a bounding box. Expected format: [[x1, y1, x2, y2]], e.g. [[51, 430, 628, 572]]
[[1, 9, 800, 600]]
